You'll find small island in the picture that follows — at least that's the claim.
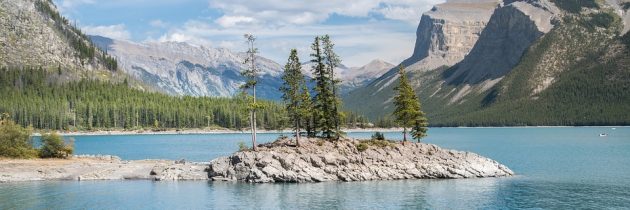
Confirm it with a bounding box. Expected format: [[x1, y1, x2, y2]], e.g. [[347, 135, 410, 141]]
[[209, 137, 513, 183]]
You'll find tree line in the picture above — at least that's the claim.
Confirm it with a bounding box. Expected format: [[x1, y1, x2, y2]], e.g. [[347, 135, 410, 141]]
[[0, 67, 288, 131]]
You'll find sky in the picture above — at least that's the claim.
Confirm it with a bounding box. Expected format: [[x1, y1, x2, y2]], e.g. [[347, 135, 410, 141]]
[[53, 0, 444, 67]]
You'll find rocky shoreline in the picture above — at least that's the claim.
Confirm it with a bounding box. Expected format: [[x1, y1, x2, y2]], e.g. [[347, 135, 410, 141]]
[[1, 138, 513, 183], [0, 155, 208, 182], [209, 138, 513, 183]]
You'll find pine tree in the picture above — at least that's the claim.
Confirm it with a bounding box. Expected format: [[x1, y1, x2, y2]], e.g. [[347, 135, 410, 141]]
[[301, 83, 315, 138], [241, 34, 260, 151], [310, 36, 335, 139], [320, 35, 343, 139], [392, 65, 427, 142], [280, 49, 308, 146]]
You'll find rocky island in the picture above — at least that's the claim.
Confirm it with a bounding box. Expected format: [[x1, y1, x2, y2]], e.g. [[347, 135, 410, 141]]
[[210, 138, 513, 183]]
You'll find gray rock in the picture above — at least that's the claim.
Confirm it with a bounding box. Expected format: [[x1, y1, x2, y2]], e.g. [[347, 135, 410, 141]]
[[208, 138, 514, 183]]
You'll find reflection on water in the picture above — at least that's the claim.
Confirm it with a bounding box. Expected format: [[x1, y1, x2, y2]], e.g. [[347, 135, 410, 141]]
[[2, 177, 629, 209], [5, 127, 630, 209]]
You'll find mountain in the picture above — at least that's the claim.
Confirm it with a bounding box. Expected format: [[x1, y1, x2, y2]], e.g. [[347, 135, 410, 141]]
[[341, 59, 395, 93], [90, 36, 288, 100], [301, 59, 394, 94], [91, 36, 389, 99], [345, 0, 630, 126], [0, 0, 288, 131], [0, 0, 127, 82]]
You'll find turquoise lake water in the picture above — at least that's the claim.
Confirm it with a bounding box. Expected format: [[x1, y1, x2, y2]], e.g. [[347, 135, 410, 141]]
[[1, 127, 630, 209]]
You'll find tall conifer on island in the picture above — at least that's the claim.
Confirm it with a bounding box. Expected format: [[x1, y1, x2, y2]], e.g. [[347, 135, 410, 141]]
[[241, 34, 260, 151], [321, 35, 343, 139], [392, 65, 428, 142], [280, 49, 309, 147], [310, 36, 339, 139]]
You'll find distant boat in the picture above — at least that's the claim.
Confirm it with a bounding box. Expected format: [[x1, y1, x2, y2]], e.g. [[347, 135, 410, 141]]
[[612, 128, 616, 130], [599, 133, 608, 137]]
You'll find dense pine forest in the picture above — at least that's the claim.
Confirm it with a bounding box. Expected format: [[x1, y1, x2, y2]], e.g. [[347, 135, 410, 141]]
[[0, 67, 370, 131], [0, 67, 290, 131]]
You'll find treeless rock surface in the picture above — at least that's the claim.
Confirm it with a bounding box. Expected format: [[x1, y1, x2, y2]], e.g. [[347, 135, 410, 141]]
[[0, 155, 208, 182], [209, 138, 514, 183]]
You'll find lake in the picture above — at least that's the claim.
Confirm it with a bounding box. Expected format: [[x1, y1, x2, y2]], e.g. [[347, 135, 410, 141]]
[[1, 127, 629, 209]]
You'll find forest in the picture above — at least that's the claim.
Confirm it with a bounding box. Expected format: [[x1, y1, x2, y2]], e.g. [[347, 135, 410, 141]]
[[0, 67, 285, 131], [0, 67, 370, 131]]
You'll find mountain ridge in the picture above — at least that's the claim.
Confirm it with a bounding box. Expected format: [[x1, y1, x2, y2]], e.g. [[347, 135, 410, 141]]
[[344, 0, 630, 126], [92, 35, 392, 99]]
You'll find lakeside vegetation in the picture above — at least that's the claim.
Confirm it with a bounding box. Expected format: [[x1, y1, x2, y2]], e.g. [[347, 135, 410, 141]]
[[0, 113, 73, 158]]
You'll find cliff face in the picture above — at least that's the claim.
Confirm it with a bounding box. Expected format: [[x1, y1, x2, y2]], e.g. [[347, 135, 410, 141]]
[[0, 0, 116, 75], [344, 0, 562, 121], [347, 0, 630, 126], [444, 1, 556, 86], [403, 0, 500, 72]]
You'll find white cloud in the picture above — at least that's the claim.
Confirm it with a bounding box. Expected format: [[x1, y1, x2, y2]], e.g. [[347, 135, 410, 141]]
[[82, 24, 132, 40], [58, 0, 95, 8], [149, 19, 168, 28], [208, 0, 444, 27], [215, 16, 256, 28]]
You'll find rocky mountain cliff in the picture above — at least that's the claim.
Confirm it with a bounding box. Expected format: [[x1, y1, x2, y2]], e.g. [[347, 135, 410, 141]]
[[0, 0, 125, 82], [345, 0, 630, 126]]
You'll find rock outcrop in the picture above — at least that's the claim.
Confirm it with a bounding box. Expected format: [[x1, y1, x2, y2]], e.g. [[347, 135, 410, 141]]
[[364, 0, 500, 96], [0, 0, 117, 73], [444, 0, 558, 86], [208, 138, 513, 183], [0, 156, 208, 182], [403, 0, 500, 72]]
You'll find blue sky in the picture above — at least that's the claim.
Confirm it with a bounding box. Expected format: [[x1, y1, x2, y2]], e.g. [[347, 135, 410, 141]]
[[53, 0, 444, 66]]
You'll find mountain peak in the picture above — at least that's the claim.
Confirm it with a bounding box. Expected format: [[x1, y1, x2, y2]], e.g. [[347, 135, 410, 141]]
[[362, 59, 395, 69]]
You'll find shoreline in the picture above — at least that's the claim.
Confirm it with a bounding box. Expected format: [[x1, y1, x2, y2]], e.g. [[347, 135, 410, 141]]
[[33, 126, 626, 136], [34, 128, 407, 137]]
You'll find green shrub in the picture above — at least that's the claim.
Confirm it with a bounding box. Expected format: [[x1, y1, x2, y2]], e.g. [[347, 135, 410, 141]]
[[238, 141, 249, 151], [589, 12, 616, 29], [552, 0, 599, 13], [39, 132, 74, 158], [371, 132, 385, 140], [0, 113, 38, 158], [356, 143, 368, 152]]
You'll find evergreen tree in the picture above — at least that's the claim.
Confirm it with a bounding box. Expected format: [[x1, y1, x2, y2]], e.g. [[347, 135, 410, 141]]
[[241, 34, 260, 151], [392, 65, 427, 142], [411, 116, 429, 142], [301, 83, 315, 137], [321, 35, 343, 139], [280, 49, 309, 146], [310, 36, 335, 139]]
